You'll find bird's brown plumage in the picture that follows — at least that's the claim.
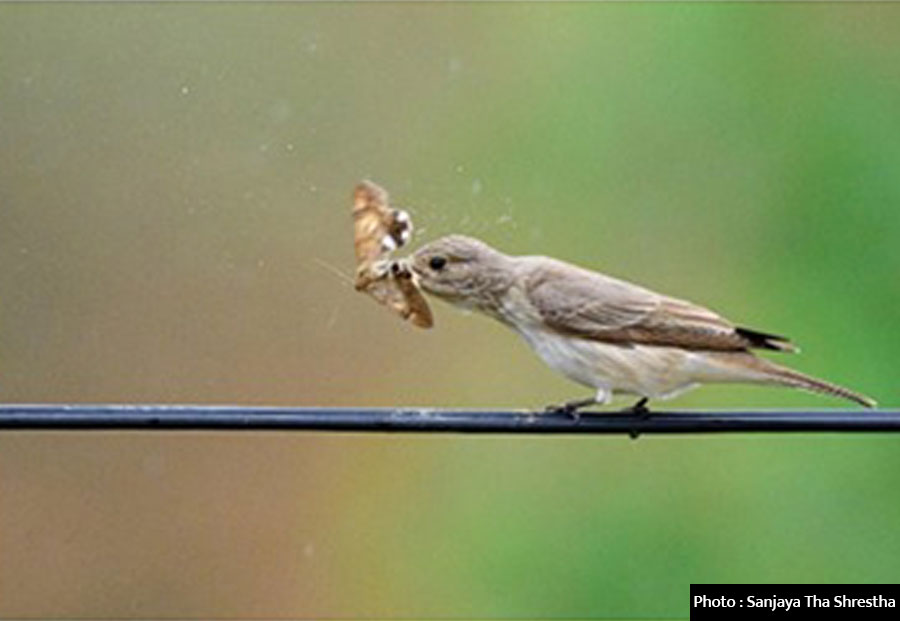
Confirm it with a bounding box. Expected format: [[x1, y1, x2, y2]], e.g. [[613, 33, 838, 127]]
[[524, 258, 795, 352]]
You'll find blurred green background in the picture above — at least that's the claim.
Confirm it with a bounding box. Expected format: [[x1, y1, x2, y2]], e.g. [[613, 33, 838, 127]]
[[1, 3, 898, 619]]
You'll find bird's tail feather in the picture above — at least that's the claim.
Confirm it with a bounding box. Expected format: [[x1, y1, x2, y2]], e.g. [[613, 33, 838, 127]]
[[745, 356, 876, 408]]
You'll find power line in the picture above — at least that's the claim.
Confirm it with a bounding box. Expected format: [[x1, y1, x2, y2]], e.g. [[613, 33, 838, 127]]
[[1, 405, 897, 438]]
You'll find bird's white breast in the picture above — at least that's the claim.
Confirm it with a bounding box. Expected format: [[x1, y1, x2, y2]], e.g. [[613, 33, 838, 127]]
[[512, 324, 710, 400]]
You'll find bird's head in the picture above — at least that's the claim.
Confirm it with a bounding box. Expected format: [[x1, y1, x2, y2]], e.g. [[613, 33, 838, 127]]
[[410, 235, 514, 311]]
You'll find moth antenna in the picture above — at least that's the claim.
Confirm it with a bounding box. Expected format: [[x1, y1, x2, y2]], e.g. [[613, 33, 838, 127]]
[[312, 257, 355, 287]]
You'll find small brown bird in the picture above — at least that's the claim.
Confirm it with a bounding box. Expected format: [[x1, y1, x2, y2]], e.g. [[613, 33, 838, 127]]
[[409, 235, 876, 414]]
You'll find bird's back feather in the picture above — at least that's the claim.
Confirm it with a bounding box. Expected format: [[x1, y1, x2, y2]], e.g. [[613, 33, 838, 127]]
[[523, 257, 795, 353]]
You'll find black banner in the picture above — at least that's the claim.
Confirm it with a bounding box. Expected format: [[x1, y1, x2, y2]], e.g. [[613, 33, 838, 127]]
[[691, 584, 900, 619]]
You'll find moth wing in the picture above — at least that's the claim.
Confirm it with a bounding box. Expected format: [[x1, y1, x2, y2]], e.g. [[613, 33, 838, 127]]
[[355, 260, 433, 329], [351, 181, 432, 329], [391, 262, 434, 328], [353, 180, 412, 264]]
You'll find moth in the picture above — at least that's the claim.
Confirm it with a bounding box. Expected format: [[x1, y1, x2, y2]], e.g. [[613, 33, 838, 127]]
[[352, 180, 433, 328]]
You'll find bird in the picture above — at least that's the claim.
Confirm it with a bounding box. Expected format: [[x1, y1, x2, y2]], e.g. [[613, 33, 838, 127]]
[[407, 234, 876, 415]]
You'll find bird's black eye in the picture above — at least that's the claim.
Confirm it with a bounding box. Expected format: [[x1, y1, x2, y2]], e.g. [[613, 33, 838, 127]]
[[429, 256, 447, 271]]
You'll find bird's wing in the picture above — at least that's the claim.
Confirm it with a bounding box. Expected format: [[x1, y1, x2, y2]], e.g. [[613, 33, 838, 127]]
[[525, 259, 795, 352]]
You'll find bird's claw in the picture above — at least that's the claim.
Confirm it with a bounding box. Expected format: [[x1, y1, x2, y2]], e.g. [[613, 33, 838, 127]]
[[624, 397, 651, 439], [543, 403, 581, 421], [543, 397, 598, 421], [622, 397, 651, 417]]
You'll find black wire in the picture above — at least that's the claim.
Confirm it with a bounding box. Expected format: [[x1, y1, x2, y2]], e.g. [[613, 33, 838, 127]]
[[0, 405, 898, 437]]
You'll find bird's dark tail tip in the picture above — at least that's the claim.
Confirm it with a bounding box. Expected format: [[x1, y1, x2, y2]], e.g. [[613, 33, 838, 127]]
[[736, 327, 799, 353]]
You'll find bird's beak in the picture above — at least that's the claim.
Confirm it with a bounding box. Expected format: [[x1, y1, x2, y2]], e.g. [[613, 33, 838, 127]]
[[405, 253, 426, 280]]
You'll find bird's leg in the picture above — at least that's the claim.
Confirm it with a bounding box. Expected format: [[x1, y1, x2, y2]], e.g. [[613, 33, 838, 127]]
[[543, 397, 597, 421], [623, 397, 651, 418], [624, 397, 651, 440], [543, 388, 611, 421]]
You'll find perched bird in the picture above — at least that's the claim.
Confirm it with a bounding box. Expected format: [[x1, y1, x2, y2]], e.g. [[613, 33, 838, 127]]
[[408, 235, 875, 414]]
